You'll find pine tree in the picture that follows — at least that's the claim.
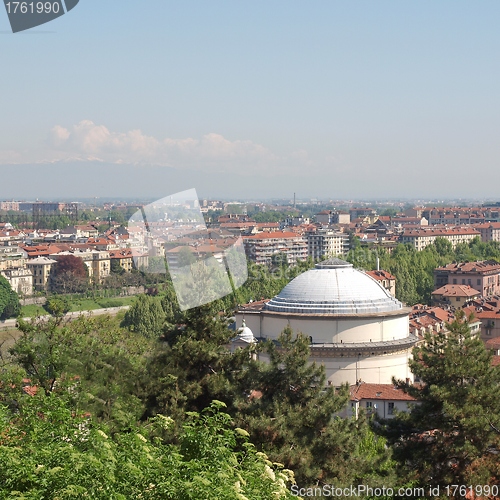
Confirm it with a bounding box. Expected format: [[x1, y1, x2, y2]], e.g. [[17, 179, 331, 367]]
[[235, 326, 397, 488], [386, 312, 500, 488], [122, 294, 166, 338]]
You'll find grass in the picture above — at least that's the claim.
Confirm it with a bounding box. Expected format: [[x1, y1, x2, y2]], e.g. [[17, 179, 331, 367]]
[[20, 296, 137, 317], [20, 304, 46, 317]]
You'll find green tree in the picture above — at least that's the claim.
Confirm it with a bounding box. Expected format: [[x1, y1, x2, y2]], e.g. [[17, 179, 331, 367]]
[[122, 294, 166, 338], [0, 274, 20, 320], [386, 312, 500, 489], [0, 396, 295, 499], [142, 302, 246, 423], [433, 237, 453, 257], [44, 296, 71, 317], [236, 327, 397, 488]]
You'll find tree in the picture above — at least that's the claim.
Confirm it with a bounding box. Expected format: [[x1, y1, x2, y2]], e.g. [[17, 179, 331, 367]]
[[0, 274, 20, 320], [122, 295, 166, 338], [50, 255, 89, 294], [235, 327, 397, 488], [0, 396, 295, 499], [110, 259, 125, 274], [44, 296, 71, 317], [433, 237, 453, 257], [386, 312, 500, 488], [142, 302, 244, 423]]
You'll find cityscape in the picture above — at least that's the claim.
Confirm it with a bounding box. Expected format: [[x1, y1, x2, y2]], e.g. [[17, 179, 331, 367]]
[[2, 1, 500, 498]]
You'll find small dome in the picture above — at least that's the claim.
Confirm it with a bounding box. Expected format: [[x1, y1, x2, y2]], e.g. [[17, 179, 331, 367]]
[[235, 320, 256, 343], [265, 262, 402, 315]]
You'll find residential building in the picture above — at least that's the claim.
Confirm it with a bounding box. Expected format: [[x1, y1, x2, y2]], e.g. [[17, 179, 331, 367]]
[[431, 284, 481, 308], [0, 246, 27, 271], [307, 229, 348, 260], [27, 257, 56, 290], [463, 298, 500, 342], [434, 260, 500, 297], [365, 270, 396, 296], [243, 231, 308, 266], [331, 211, 350, 224], [0, 201, 20, 211], [109, 249, 148, 272], [475, 222, 500, 243], [401, 227, 480, 251], [51, 250, 111, 283], [344, 383, 418, 420], [1, 268, 33, 296], [349, 208, 376, 220]]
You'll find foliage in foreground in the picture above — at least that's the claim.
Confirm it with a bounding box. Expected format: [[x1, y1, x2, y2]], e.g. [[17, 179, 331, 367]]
[[0, 397, 294, 499]]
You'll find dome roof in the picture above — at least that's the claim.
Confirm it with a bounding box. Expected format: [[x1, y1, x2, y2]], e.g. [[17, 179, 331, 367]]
[[235, 320, 256, 343], [265, 258, 402, 315]]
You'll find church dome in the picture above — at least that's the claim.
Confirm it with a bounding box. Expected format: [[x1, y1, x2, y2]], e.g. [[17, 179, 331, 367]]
[[235, 320, 256, 343], [265, 258, 402, 315]]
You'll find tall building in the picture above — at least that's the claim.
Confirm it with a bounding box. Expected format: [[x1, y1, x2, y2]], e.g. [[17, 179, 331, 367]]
[[307, 229, 348, 260], [243, 231, 308, 266]]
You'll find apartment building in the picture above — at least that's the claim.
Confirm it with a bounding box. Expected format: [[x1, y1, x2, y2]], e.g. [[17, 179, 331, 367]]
[[401, 227, 479, 251], [365, 269, 396, 296], [431, 284, 481, 308], [0, 246, 27, 271], [27, 257, 57, 290], [0, 268, 33, 296], [243, 231, 308, 266], [307, 229, 348, 260], [475, 222, 500, 243], [434, 260, 500, 297]]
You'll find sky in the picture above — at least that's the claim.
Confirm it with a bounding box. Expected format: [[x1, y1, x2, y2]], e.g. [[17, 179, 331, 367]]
[[1, 1, 500, 201]]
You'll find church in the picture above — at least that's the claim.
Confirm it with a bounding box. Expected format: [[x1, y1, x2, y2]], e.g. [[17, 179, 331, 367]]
[[235, 258, 418, 386]]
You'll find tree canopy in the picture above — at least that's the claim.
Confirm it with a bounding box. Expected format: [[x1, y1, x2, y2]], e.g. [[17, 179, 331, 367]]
[[385, 312, 500, 488], [0, 274, 20, 320]]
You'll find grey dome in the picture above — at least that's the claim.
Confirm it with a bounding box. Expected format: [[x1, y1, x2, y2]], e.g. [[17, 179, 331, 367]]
[[265, 259, 402, 315]]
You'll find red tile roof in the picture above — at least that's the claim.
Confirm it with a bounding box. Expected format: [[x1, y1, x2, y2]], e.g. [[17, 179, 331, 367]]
[[366, 270, 396, 281], [432, 284, 481, 298], [350, 383, 417, 402], [435, 260, 500, 274]]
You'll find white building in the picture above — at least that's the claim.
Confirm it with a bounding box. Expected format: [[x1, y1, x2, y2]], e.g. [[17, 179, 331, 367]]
[[236, 258, 417, 386], [1, 268, 33, 296], [307, 229, 348, 260]]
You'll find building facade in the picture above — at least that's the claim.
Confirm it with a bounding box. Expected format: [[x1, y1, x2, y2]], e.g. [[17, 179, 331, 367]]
[[307, 229, 349, 260], [243, 232, 308, 266], [236, 258, 417, 386], [434, 260, 500, 298]]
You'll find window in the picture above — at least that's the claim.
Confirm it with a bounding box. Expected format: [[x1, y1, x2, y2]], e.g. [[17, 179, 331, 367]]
[[462, 278, 465, 284], [478, 279, 481, 286], [388, 402, 395, 415], [366, 402, 372, 409], [453, 278, 457, 284]]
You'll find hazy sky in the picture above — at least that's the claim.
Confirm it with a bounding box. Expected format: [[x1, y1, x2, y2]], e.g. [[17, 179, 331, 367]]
[[1, 1, 500, 200]]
